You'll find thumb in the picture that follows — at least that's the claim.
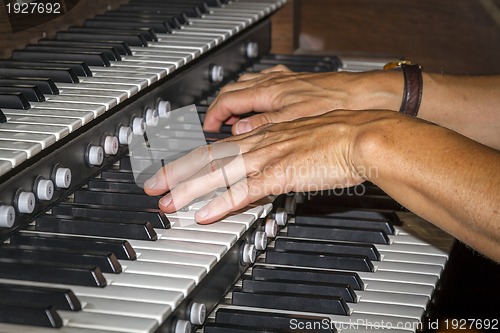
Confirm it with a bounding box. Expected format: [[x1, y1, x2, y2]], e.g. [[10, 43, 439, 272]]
[[232, 112, 284, 135]]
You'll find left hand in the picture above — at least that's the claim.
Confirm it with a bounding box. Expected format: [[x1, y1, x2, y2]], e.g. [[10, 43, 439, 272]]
[[144, 110, 381, 224]]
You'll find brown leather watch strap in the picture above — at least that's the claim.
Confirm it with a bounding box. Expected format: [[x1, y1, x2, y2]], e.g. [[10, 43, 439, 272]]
[[399, 63, 423, 117]]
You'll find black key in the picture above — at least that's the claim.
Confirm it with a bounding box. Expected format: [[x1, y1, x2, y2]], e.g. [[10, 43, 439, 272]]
[[274, 237, 380, 261], [0, 65, 79, 83], [0, 77, 59, 95], [242, 277, 356, 303], [0, 245, 122, 274], [0, 85, 45, 102], [38, 38, 132, 55], [296, 204, 401, 225], [295, 214, 394, 235], [68, 26, 157, 42], [286, 224, 390, 244], [0, 60, 92, 77], [36, 215, 158, 241], [74, 189, 161, 210], [11, 232, 137, 260], [116, 6, 190, 24], [52, 202, 170, 229], [12, 50, 111, 67], [0, 92, 31, 109], [266, 249, 374, 272], [87, 178, 146, 193], [100, 170, 138, 182], [231, 288, 349, 316], [215, 309, 335, 332], [0, 302, 62, 328], [92, 15, 173, 33], [0, 109, 6, 123], [104, 11, 182, 29], [0, 258, 106, 287], [252, 265, 364, 290], [25, 44, 120, 61], [0, 282, 81, 311], [84, 18, 171, 34], [56, 31, 148, 47]]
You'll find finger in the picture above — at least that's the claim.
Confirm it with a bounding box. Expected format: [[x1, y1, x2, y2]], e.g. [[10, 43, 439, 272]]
[[203, 86, 281, 132], [231, 102, 311, 135], [260, 64, 292, 74], [144, 142, 240, 195], [159, 152, 250, 213]]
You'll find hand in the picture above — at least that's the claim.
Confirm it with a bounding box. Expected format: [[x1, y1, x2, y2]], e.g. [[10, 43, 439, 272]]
[[144, 110, 384, 224], [203, 65, 403, 135]]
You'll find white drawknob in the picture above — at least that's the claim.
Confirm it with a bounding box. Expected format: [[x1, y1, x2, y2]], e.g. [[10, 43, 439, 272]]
[[246, 42, 259, 58], [242, 243, 256, 264], [265, 217, 278, 238], [17, 192, 35, 214], [0, 205, 15, 228], [88, 146, 104, 166], [104, 136, 119, 155], [285, 195, 297, 214], [189, 302, 206, 325], [118, 126, 132, 145], [54, 167, 72, 188], [144, 107, 159, 127], [36, 179, 54, 201], [174, 320, 191, 333], [254, 231, 268, 250], [210, 65, 224, 82], [157, 100, 171, 118], [132, 117, 146, 135], [274, 207, 288, 226]]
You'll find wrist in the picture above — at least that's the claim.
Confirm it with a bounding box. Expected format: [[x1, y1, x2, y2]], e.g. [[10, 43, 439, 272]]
[[351, 71, 405, 111]]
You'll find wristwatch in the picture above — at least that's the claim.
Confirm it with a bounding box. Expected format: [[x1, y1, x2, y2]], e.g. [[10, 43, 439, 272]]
[[384, 60, 423, 117]]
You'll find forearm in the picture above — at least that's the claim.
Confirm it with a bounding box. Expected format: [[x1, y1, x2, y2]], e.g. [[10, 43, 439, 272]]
[[418, 73, 500, 149], [354, 113, 500, 262]]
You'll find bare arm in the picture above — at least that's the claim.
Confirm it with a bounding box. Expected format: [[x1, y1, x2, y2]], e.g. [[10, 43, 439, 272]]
[[145, 110, 500, 263], [204, 67, 500, 149]]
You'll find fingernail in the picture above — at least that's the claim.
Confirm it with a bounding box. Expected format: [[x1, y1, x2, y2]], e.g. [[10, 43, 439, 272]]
[[195, 206, 209, 222], [144, 176, 157, 189], [235, 120, 252, 134], [159, 193, 172, 208]]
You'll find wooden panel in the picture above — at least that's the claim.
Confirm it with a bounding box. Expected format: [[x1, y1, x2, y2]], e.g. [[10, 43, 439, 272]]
[[271, 0, 299, 54], [297, 0, 500, 74]]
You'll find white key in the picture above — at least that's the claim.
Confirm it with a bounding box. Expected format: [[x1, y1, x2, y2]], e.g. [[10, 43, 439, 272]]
[[0, 140, 42, 158], [380, 251, 448, 267], [375, 261, 443, 277], [60, 311, 158, 333], [0, 149, 26, 167], [80, 75, 150, 90], [151, 41, 208, 53], [350, 302, 425, 320], [357, 270, 438, 286], [155, 34, 217, 49], [57, 82, 139, 98], [45, 95, 117, 111], [355, 290, 429, 308], [3, 108, 94, 125], [364, 280, 435, 297], [0, 323, 119, 333], [7, 115, 82, 132], [59, 88, 128, 104], [170, 218, 247, 237], [174, 29, 227, 42], [375, 243, 449, 257], [136, 248, 217, 271], [155, 227, 237, 248], [123, 55, 184, 68], [31, 102, 106, 117], [128, 238, 227, 260], [0, 123, 68, 140], [116, 60, 175, 73], [79, 296, 171, 323], [0, 160, 11, 176], [103, 272, 195, 296], [119, 260, 207, 283], [131, 49, 193, 63], [0, 132, 55, 149], [145, 45, 201, 59]]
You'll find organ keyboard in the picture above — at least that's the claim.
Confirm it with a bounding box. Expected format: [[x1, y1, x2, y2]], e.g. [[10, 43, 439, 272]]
[[0, 0, 461, 332]]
